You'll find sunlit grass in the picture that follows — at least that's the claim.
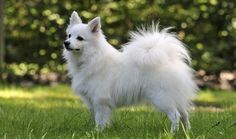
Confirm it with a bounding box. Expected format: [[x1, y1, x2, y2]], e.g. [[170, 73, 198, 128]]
[[195, 90, 236, 110], [0, 84, 78, 109], [0, 84, 235, 138]]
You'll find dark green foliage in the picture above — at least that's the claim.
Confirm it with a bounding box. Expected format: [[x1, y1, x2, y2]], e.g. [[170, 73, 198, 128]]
[[4, 0, 236, 76]]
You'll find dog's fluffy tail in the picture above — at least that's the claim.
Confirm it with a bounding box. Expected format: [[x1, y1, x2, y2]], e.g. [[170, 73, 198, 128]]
[[123, 24, 191, 66]]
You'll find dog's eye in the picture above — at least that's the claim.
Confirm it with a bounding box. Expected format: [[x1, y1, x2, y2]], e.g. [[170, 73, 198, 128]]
[[68, 34, 71, 38], [77, 36, 84, 41]]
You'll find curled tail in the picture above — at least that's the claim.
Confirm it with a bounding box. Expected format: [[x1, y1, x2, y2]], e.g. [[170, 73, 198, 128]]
[[123, 24, 191, 66]]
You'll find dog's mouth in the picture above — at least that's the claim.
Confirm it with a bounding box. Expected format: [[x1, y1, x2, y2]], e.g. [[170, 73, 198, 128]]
[[66, 48, 81, 51], [64, 45, 81, 52]]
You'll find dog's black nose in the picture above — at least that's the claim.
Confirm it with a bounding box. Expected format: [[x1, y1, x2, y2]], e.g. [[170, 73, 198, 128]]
[[64, 41, 70, 47]]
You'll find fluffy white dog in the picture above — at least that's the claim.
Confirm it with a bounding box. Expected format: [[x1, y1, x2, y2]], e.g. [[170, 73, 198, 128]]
[[63, 11, 198, 132]]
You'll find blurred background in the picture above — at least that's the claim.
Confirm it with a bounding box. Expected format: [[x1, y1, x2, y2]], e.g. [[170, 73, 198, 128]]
[[0, 0, 235, 90]]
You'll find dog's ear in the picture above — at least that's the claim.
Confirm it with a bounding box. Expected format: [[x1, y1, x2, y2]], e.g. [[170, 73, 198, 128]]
[[88, 17, 101, 33], [69, 11, 82, 26]]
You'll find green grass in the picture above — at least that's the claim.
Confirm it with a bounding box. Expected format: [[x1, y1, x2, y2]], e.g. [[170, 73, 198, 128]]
[[0, 84, 236, 139]]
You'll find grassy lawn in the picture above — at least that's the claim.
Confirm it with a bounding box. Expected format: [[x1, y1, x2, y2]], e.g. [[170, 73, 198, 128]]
[[0, 84, 235, 139]]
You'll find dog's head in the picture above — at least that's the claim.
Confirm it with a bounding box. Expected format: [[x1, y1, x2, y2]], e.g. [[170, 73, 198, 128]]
[[64, 11, 101, 52]]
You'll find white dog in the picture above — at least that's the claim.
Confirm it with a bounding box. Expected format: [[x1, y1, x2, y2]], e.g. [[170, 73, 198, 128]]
[[63, 11, 198, 132]]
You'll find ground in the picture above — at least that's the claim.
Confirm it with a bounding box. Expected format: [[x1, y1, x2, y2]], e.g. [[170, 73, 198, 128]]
[[0, 84, 235, 139]]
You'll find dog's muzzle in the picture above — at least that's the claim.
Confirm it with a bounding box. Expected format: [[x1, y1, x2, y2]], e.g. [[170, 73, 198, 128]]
[[64, 41, 80, 51]]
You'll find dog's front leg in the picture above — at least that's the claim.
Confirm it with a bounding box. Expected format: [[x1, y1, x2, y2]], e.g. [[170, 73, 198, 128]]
[[93, 97, 112, 130], [79, 95, 95, 121], [86, 100, 95, 122]]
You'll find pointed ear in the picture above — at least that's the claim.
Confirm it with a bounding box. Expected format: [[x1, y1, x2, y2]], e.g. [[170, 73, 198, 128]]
[[88, 17, 101, 33], [69, 11, 82, 26]]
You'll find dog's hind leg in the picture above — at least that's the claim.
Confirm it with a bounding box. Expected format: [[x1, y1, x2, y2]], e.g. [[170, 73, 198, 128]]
[[179, 109, 191, 129], [93, 97, 113, 130], [166, 109, 180, 132], [146, 90, 180, 132]]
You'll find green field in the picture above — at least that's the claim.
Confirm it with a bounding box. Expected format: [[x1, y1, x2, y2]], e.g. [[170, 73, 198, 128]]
[[0, 84, 235, 139]]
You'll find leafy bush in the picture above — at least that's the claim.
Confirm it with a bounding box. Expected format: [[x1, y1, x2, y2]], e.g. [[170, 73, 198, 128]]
[[4, 0, 236, 76]]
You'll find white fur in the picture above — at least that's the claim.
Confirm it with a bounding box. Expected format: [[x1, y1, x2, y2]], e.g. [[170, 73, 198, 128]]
[[63, 11, 198, 132]]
